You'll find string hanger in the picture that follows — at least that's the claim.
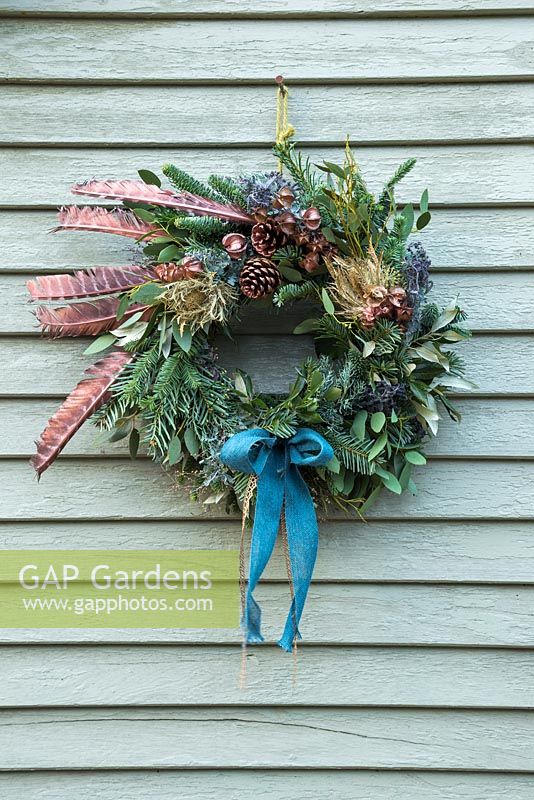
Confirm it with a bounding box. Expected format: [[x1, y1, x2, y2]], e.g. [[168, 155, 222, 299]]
[[275, 75, 295, 172]]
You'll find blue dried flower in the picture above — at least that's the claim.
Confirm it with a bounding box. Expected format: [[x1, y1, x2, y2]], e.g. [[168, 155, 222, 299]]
[[403, 242, 433, 336], [237, 172, 294, 212], [358, 382, 407, 414]]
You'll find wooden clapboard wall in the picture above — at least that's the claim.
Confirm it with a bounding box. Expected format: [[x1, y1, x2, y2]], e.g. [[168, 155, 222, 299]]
[[0, 2, 534, 797]]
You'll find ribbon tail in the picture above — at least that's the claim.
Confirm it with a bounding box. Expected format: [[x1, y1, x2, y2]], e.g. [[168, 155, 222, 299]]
[[277, 465, 319, 652], [244, 453, 285, 645]]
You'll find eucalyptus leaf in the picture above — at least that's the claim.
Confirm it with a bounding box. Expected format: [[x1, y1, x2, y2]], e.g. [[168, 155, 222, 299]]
[[168, 436, 182, 466], [234, 373, 248, 396], [115, 309, 146, 330], [184, 427, 200, 457], [431, 306, 458, 332], [416, 211, 431, 230], [308, 370, 324, 393], [351, 410, 367, 440], [401, 204, 414, 237], [319, 161, 346, 180], [293, 318, 319, 335], [150, 236, 175, 245], [157, 244, 182, 263], [133, 282, 165, 305], [128, 428, 140, 459], [111, 321, 148, 346], [324, 386, 342, 401], [172, 321, 192, 353], [162, 326, 173, 358], [413, 344, 442, 365], [420, 188, 429, 213], [326, 454, 341, 474], [370, 411, 386, 433], [369, 432, 387, 461], [116, 293, 130, 321], [108, 419, 133, 443], [84, 333, 116, 355], [399, 462, 412, 490], [343, 470, 355, 496], [133, 208, 156, 223], [332, 467, 346, 493], [321, 227, 337, 244], [375, 466, 402, 494], [321, 288, 335, 315], [359, 484, 382, 514], [278, 265, 303, 282], [405, 450, 427, 465], [436, 375, 478, 391], [363, 341, 376, 358], [442, 329, 467, 342], [138, 169, 161, 187]]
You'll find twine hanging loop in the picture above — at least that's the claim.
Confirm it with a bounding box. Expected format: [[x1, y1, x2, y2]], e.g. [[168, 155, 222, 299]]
[[275, 75, 295, 171]]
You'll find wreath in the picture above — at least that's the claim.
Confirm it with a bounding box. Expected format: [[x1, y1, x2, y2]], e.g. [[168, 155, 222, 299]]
[[28, 82, 472, 650]]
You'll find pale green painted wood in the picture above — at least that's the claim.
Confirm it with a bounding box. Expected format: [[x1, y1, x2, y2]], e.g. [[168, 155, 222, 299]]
[[2, 398, 529, 458], [1, 645, 533, 707], [4, 84, 533, 145], [1, 771, 534, 800], [0, 459, 532, 521], [6, 272, 532, 333], [1, 772, 534, 800], [1, 1, 533, 790], [0, 334, 529, 395], [1, 18, 532, 82], [3, 145, 533, 207], [3, 209, 533, 271], [2, 582, 534, 645], [4, 0, 534, 16], [0, 520, 532, 583], [0, 707, 533, 770]]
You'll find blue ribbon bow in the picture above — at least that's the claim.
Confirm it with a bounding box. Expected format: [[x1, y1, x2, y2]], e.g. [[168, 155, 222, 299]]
[[220, 427, 333, 652]]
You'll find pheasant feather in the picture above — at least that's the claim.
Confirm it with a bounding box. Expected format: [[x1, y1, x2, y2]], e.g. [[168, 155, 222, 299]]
[[71, 179, 253, 225], [34, 298, 150, 338], [72, 179, 181, 208], [27, 265, 154, 300], [54, 206, 162, 239], [31, 351, 133, 477]]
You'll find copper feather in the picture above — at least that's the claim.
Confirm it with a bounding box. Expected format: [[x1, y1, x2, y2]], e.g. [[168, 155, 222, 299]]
[[27, 265, 155, 300], [31, 351, 133, 477]]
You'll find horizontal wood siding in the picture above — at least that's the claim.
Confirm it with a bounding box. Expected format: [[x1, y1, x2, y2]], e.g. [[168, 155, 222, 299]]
[[4, 1, 534, 17], [0, 3, 532, 797]]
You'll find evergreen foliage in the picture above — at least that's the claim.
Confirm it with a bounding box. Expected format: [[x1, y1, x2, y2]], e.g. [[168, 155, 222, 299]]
[[162, 163, 218, 200], [207, 174, 247, 207]]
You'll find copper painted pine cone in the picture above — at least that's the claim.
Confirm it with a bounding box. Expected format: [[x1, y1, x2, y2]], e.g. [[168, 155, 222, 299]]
[[154, 257, 203, 283], [251, 219, 286, 257], [239, 257, 282, 299]]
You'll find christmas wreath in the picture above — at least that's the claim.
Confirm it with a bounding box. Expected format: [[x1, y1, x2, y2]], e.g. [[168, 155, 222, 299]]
[[28, 83, 472, 650]]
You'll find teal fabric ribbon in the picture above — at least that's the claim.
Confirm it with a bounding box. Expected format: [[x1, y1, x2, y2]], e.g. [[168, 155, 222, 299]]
[[220, 427, 333, 652]]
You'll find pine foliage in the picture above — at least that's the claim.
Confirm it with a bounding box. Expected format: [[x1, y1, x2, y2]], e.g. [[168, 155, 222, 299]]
[[175, 214, 229, 238], [327, 430, 375, 475], [272, 140, 321, 204], [162, 163, 218, 200], [274, 280, 320, 307], [207, 175, 247, 207]]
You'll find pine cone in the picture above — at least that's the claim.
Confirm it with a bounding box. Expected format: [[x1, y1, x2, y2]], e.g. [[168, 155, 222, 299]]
[[251, 219, 286, 257], [239, 257, 282, 299]]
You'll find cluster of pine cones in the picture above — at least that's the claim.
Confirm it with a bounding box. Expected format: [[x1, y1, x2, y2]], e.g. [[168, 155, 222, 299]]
[[224, 184, 334, 300]]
